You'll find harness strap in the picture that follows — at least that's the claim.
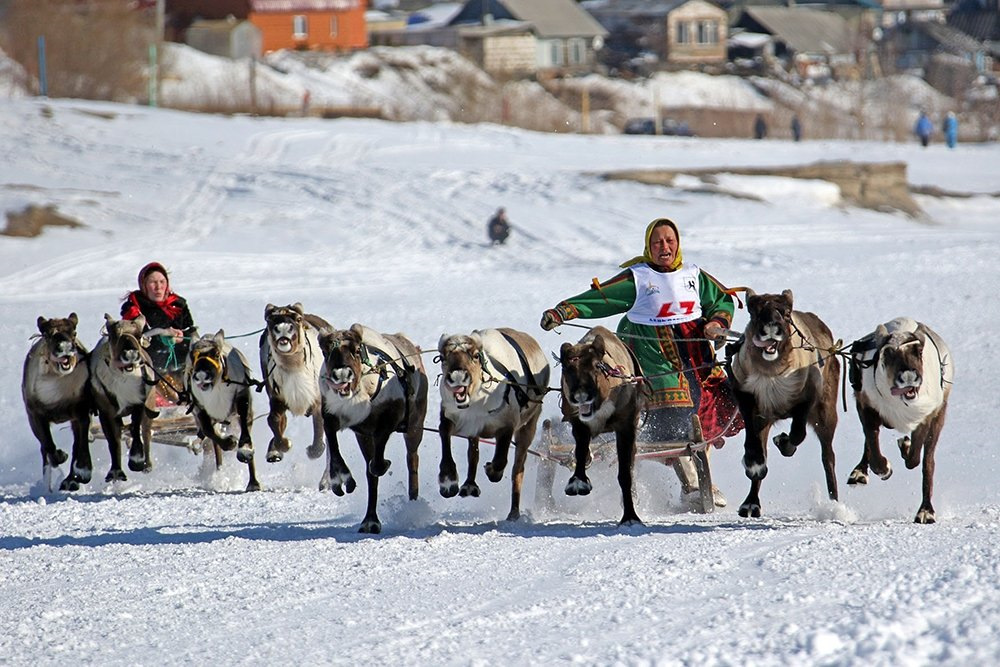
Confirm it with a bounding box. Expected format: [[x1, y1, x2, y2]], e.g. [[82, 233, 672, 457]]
[[363, 342, 413, 432], [498, 331, 545, 408]]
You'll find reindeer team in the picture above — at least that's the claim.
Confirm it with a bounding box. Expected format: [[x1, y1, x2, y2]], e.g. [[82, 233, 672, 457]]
[[23, 293, 954, 531]]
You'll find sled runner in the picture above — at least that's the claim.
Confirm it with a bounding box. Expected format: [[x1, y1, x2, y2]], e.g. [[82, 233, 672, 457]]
[[532, 408, 738, 515]]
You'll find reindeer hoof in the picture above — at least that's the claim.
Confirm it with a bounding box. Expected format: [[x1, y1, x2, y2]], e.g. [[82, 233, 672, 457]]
[[460, 482, 481, 498], [565, 476, 592, 496], [847, 468, 869, 485], [59, 474, 83, 492], [438, 477, 459, 498], [53, 449, 69, 465], [620, 516, 643, 527], [127, 457, 147, 473], [739, 502, 761, 518], [359, 519, 381, 534], [874, 461, 893, 480], [897, 435, 912, 458], [484, 462, 504, 483], [773, 433, 797, 457], [237, 446, 254, 464], [105, 469, 127, 483], [246, 480, 261, 492], [914, 508, 936, 524], [306, 441, 325, 460], [219, 436, 238, 451], [369, 459, 391, 477]]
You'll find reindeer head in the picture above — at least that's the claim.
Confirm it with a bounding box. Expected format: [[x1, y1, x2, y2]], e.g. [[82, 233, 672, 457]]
[[103, 314, 148, 373], [264, 303, 306, 355], [188, 330, 227, 392], [318, 325, 365, 398], [437, 333, 486, 409], [559, 334, 611, 422], [875, 324, 925, 401], [36, 313, 84, 376], [745, 289, 794, 363]]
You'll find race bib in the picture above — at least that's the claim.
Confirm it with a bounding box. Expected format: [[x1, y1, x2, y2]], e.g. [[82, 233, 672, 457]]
[[626, 264, 702, 326]]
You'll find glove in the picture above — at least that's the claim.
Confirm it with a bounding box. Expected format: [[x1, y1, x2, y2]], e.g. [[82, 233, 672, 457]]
[[540, 309, 563, 331], [704, 320, 726, 342]]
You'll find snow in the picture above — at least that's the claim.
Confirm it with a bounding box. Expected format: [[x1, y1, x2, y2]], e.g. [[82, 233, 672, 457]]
[[2, 56, 1000, 665]]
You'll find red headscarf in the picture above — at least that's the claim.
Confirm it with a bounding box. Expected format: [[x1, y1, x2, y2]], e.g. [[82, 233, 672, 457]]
[[124, 261, 182, 320]]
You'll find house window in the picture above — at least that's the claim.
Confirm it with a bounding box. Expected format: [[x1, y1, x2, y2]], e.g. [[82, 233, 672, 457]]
[[330, 16, 338, 37], [676, 22, 689, 45], [293, 15, 307, 38], [550, 41, 564, 66], [697, 20, 719, 45], [568, 38, 586, 65]]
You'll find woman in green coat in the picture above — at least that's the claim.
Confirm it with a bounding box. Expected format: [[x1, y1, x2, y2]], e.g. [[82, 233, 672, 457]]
[[540, 218, 743, 501]]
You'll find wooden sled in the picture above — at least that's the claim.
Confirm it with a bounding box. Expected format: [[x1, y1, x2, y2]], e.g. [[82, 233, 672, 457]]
[[532, 412, 732, 515]]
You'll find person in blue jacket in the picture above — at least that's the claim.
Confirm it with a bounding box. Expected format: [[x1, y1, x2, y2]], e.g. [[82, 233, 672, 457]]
[[943, 112, 958, 149], [914, 111, 933, 147]]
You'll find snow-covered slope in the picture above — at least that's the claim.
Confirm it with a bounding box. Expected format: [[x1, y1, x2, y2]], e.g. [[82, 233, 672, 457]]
[[1, 98, 999, 665]]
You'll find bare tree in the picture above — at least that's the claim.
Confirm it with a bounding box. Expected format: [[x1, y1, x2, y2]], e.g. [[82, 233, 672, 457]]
[[0, 0, 154, 102]]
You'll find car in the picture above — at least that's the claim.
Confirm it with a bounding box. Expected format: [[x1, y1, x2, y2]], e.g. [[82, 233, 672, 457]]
[[622, 117, 695, 137]]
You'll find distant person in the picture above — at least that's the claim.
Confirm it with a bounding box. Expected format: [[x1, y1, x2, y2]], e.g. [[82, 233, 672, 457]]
[[487, 207, 511, 245], [943, 112, 958, 149], [790, 115, 802, 142], [753, 114, 767, 140], [915, 111, 933, 148]]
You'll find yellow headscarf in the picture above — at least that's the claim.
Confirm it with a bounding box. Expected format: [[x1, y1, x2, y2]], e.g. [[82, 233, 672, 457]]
[[619, 217, 683, 271]]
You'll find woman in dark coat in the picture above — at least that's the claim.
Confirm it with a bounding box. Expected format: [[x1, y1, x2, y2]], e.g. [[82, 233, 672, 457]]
[[120, 261, 196, 376]]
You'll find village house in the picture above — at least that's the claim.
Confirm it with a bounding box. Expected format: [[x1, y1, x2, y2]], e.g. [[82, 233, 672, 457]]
[[166, 0, 368, 53], [584, 0, 729, 71]]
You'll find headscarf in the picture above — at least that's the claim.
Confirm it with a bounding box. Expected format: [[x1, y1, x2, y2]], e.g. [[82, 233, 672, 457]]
[[619, 217, 684, 271], [138, 261, 170, 291]]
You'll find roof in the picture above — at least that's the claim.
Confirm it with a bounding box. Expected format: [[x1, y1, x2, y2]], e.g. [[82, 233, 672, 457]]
[[249, 0, 362, 12], [452, 0, 607, 39], [502, 0, 608, 38], [741, 6, 852, 55]]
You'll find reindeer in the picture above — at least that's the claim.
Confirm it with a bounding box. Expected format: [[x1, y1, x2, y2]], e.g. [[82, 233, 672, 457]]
[[727, 290, 840, 518], [185, 330, 261, 492], [259, 303, 329, 463], [437, 328, 550, 521], [847, 318, 954, 523], [89, 314, 158, 482], [559, 326, 643, 525], [21, 313, 92, 491], [317, 324, 428, 534]]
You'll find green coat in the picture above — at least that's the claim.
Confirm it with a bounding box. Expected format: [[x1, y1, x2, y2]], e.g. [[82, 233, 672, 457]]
[[551, 265, 734, 409]]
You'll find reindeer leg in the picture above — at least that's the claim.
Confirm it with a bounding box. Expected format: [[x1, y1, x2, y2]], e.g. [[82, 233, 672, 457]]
[[739, 400, 771, 518], [565, 421, 593, 496], [357, 432, 383, 534], [437, 412, 459, 498], [320, 413, 354, 495], [460, 438, 481, 498], [235, 392, 254, 466], [814, 400, 839, 502], [69, 409, 93, 489], [127, 405, 150, 473], [27, 411, 68, 480], [913, 404, 947, 524], [860, 403, 891, 480], [739, 478, 763, 518], [99, 412, 127, 486], [485, 427, 513, 483], [615, 421, 641, 526], [266, 398, 290, 463], [506, 415, 540, 521], [306, 403, 326, 460]]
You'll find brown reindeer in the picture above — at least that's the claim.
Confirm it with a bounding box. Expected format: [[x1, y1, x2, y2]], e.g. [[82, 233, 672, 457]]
[[185, 330, 261, 492], [847, 318, 954, 523], [317, 324, 428, 534], [437, 328, 550, 521], [259, 303, 330, 463], [21, 314, 92, 491], [728, 290, 840, 518], [89, 314, 158, 482], [559, 326, 643, 525]]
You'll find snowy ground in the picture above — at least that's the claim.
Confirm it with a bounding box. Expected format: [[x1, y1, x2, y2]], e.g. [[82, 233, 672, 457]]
[[1, 97, 999, 665]]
